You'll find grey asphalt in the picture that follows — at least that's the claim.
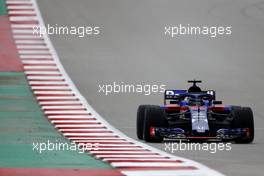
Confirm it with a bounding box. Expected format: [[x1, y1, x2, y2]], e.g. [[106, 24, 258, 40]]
[[37, 0, 264, 175]]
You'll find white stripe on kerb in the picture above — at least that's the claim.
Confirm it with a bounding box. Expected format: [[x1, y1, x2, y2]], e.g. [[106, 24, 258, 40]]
[[9, 11, 36, 15], [90, 151, 152, 154], [42, 106, 83, 110], [19, 50, 50, 54], [111, 162, 191, 167], [10, 16, 38, 21], [59, 129, 110, 132], [8, 6, 34, 10], [45, 111, 89, 115], [18, 45, 48, 49], [47, 115, 92, 118], [14, 35, 39, 39], [13, 30, 34, 34], [63, 133, 115, 137], [6, 1, 32, 5], [55, 124, 104, 128], [15, 40, 45, 44], [28, 77, 64, 81], [51, 120, 96, 123], [24, 66, 57, 69], [95, 155, 163, 158], [26, 72, 60, 75], [20, 55, 52, 59], [23, 61, 55, 64], [11, 24, 37, 28], [36, 96, 75, 100], [38, 101, 81, 105]]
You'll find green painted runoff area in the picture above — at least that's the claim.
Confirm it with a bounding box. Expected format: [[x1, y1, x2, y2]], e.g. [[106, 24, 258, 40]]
[[0, 72, 110, 168], [0, 0, 7, 15]]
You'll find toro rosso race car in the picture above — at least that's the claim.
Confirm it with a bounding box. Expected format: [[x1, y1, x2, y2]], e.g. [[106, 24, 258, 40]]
[[137, 80, 254, 143]]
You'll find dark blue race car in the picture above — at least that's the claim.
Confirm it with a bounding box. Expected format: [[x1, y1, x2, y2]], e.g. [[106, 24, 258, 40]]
[[137, 80, 254, 143]]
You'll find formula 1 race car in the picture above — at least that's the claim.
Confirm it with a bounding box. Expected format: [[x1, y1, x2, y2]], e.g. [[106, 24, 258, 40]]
[[137, 80, 254, 143]]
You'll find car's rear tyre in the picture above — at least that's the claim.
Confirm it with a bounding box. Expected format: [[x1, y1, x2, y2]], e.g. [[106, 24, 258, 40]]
[[232, 107, 254, 143], [137, 105, 148, 140], [143, 105, 167, 142]]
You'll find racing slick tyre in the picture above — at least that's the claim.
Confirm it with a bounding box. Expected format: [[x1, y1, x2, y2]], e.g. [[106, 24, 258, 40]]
[[137, 105, 148, 140], [232, 107, 254, 143], [143, 105, 167, 142]]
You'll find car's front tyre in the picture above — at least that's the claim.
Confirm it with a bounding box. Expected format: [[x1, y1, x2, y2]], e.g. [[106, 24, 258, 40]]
[[143, 105, 167, 142]]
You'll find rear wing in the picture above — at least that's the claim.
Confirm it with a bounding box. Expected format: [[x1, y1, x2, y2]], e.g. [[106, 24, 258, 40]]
[[164, 90, 216, 105]]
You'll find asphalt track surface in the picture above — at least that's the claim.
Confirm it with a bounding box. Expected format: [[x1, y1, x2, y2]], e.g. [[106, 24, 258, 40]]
[[37, 1, 264, 175]]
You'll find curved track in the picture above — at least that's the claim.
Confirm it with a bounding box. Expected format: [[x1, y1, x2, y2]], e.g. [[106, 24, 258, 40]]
[[37, 0, 264, 175]]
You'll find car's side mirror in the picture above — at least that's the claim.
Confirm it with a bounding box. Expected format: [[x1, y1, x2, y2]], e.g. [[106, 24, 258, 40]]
[[213, 100, 222, 105]]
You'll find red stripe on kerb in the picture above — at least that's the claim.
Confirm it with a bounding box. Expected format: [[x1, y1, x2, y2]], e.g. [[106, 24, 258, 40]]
[[57, 127, 106, 130], [9, 14, 36, 17], [37, 99, 79, 102], [26, 74, 62, 77], [48, 118, 95, 120], [39, 103, 80, 106], [11, 21, 38, 24], [25, 69, 58, 72], [52, 122, 100, 125], [19, 48, 50, 51], [66, 136, 120, 138], [35, 94, 73, 96], [44, 109, 86, 111], [7, 4, 33, 6], [62, 131, 113, 133], [8, 9, 35, 12]]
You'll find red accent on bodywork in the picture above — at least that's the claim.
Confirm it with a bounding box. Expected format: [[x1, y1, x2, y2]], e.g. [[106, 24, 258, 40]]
[[245, 128, 250, 137], [165, 106, 188, 111], [209, 106, 225, 112], [150, 127, 155, 137]]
